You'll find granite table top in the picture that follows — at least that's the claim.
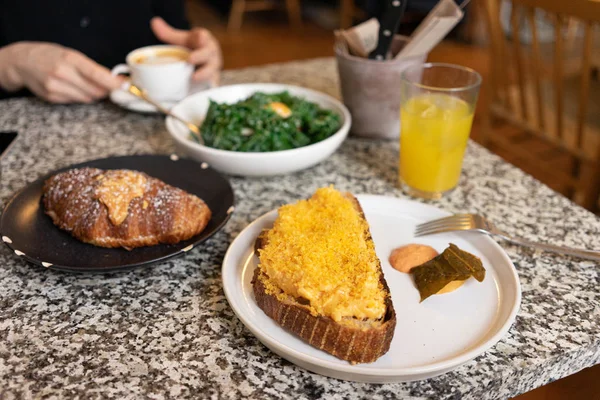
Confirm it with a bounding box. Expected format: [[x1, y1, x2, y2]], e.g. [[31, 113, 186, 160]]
[[0, 58, 599, 400]]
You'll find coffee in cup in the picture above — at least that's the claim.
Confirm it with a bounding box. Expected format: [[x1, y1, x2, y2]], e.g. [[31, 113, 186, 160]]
[[132, 48, 189, 65], [111, 45, 194, 102]]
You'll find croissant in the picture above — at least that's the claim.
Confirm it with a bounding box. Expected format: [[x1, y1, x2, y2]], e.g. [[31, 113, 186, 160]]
[[42, 168, 211, 249]]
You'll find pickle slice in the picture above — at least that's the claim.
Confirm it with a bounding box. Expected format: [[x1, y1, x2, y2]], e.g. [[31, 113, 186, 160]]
[[411, 243, 486, 302]]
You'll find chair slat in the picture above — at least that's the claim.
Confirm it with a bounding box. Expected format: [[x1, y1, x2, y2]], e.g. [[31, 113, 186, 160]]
[[486, 129, 579, 187], [228, 0, 246, 31], [285, 0, 303, 29], [569, 22, 595, 203], [512, 0, 600, 23], [483, 0, 509, 109], [579, 158, 600, 212], [511, 4, 529, 121], [489, 104, 595, 162], [527, 7, 545, 132], [576, 22, 593, 149], [553, 15, 564, 139], [340, 0, 355, 29]]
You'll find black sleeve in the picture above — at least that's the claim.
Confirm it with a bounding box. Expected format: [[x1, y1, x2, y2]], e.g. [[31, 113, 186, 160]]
[[152, 0, 190, 30]]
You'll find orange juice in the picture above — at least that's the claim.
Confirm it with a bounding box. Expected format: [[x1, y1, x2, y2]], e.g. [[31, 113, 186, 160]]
[[400, 94, 474, 195]]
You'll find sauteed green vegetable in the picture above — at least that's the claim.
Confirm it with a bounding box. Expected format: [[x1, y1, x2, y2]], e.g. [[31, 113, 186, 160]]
[[192, 91, 341, 152]]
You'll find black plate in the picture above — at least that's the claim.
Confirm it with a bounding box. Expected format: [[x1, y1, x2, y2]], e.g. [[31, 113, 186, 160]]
[[0, 155, 234, 272]]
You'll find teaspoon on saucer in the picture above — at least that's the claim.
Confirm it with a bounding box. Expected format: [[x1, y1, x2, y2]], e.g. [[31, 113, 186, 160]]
[[124, 83, 204, 145]]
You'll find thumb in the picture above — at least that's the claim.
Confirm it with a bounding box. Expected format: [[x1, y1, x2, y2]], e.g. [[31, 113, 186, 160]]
[[151, 17, 189, 47]]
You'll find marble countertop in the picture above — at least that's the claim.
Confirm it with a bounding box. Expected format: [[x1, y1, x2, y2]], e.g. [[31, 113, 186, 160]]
[[0, 58, 599, 399]]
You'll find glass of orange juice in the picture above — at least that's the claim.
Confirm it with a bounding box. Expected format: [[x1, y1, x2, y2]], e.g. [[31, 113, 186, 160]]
[[399, 63, 482, 199]]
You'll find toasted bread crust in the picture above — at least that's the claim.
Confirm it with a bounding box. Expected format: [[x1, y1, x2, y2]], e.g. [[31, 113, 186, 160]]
[[252, 193, 396, 364]]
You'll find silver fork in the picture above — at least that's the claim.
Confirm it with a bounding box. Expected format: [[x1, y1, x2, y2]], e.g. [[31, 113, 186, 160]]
[[414, 214, 600, 262]]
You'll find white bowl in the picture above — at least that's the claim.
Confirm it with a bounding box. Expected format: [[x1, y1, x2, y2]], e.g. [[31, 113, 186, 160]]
[[165, 83, 351, 176]]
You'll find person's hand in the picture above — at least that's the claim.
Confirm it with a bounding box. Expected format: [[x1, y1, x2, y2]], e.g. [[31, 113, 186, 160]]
[[0, 42, 122, 103], [151, 17, 223, 86]]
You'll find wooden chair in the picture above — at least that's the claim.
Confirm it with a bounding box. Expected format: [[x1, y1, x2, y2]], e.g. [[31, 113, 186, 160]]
[[228, 0, 302, 32], [482, 0, 600, 212], [340, 0, 368, 29], [340, 0, 356, 29]]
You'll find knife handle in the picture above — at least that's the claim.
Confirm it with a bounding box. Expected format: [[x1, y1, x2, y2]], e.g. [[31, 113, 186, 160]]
[[369, 0, 408, 60]]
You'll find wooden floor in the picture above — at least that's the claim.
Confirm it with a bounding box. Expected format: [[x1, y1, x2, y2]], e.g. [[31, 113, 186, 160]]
[[185, 3, 600, 398]]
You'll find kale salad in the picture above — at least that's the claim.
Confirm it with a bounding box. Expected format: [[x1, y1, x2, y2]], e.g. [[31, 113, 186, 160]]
[[193, 91, 342, 152]]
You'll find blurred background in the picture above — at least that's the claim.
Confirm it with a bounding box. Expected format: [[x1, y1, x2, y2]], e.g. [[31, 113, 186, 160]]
[[187, 0, 486, 68], [188, 0, 600, 217]]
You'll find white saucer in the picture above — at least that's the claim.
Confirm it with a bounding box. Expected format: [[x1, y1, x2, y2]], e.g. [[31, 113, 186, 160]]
[[222, 195, 521, 383], [110, 82, 212, 113]]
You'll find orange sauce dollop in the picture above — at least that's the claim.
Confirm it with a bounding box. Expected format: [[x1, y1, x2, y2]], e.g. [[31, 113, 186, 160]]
[[389, 244, 465, 295]]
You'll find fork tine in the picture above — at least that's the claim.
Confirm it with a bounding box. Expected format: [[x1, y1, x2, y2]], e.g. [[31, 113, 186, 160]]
[[414, 214, 476, 237], [414, 224, 473, 237], [414, 220, 473, 233], [414, 214, 473, 231], [415, 223, 473, 236], [415, 214, 472, 228]]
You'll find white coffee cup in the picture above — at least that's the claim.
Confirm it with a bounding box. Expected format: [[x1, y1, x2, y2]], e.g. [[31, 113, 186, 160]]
[[111, 45, 194, 101]]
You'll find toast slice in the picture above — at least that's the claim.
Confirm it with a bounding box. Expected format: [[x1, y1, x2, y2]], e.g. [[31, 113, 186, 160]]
[[252, 187, 396, 364]]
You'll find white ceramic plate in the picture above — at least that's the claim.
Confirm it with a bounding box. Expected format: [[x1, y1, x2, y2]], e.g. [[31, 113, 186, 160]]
[[109, 81, 211, 113], [222, 195, 521, 383], [165, 83, 351, 177]]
